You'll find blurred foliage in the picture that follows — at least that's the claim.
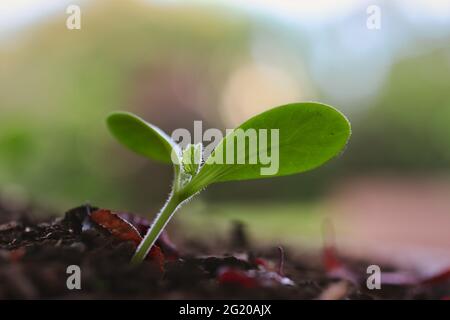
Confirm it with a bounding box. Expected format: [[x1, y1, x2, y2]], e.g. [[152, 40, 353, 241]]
[[0, 0, 249, 211], [1, 0, 450, 214], [347, 48, 450, 172]]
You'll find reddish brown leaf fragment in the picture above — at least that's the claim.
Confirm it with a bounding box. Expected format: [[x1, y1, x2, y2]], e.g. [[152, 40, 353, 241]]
[[322, 218, 342, 272], [217, 267, 258, 288], [118, 212, 179, 259], [90, 209, 165, 271], [323, 246, 343, 272], [147, 245, 165, 272], [421, 268, 450, 285], [217, 266, 295, 288], [90, 209, 142, 246], [253, 257, 269, 269], [321, 218, 358, 284]]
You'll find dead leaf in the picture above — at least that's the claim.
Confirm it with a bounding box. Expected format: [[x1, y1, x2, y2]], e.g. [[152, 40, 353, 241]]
[[90, 209, 165, 270], [90, 209, 142, 246]]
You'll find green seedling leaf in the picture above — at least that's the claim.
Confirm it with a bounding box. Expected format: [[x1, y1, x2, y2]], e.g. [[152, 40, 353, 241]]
[[183, 102, 350, 194], [107, 112, 179, 164]]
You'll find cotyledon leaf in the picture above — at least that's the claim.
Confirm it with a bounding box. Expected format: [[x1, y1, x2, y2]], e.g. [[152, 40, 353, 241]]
[[107, 111, 179, 164], [182, 102, 351, 195]]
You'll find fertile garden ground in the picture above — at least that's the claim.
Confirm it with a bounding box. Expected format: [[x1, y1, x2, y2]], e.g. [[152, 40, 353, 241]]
[[0, 203, 448, 299]]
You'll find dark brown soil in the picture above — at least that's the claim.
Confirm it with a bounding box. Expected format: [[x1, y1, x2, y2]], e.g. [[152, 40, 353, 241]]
[[0, 203, 448, 299]]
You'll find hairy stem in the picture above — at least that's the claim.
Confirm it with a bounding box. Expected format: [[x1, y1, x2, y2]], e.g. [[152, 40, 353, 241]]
[[131, 193, 182, 265], [131, 164, 190, 265]]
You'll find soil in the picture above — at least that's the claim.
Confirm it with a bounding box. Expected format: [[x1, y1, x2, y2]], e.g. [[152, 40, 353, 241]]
[[0, 202, 448, 300]]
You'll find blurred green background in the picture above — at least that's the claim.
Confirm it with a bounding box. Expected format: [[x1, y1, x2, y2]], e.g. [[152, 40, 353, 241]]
[[1, 0, 450, 265]]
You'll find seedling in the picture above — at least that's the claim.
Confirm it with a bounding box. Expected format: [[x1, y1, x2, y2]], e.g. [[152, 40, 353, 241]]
[[106, 102, 351, 265]]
